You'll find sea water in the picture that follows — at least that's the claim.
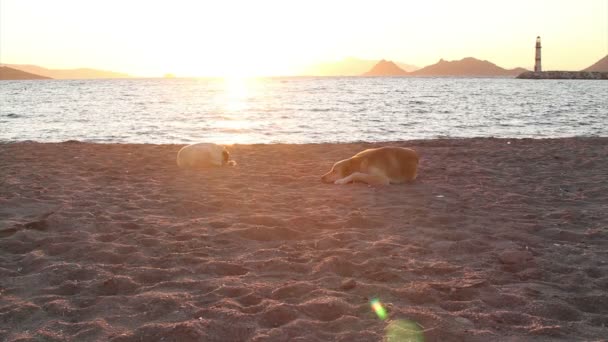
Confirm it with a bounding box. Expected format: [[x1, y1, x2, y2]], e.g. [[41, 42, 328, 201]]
[[1, 77, 606, 144]]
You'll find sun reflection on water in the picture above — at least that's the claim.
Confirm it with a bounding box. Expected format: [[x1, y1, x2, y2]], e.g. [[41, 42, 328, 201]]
[[207, 77, 264, 144], [217, 76, 255, 113]]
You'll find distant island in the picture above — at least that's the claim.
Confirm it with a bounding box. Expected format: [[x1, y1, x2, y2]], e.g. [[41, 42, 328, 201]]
[[0, 64, 131, 79], [362, 60, 409, 76], [3, 54, 607, 79], [0, 66, 51, 80], [362, 57, 527, 77], [517, 54, 608, 79], [410, 57, 527, 77], [583, 55, 608, 72], [303, 57, 418, 76]]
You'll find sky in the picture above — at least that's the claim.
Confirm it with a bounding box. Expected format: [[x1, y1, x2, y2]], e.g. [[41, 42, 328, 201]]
[[1, 0, 607, 77]]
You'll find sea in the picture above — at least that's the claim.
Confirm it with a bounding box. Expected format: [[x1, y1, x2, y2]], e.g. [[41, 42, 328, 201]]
[[1, 77, 606, 144]]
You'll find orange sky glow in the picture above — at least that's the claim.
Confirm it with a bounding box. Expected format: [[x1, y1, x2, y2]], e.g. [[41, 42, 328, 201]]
[[1, 0, 606, 77]]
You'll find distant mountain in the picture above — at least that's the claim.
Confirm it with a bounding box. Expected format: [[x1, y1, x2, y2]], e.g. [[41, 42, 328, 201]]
[[1, 64, 131, 79], [582, 55, 608, 72], [394, 62, 419, 73], [409, 57, 527, 77], [0, 66, 51, 80], [362, 60, 408, 76], [302, 57, 418, 76], [507, 67, 529, 76]]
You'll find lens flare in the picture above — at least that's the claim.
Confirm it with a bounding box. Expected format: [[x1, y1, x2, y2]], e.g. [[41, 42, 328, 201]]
[[370, 298, 388, 320], [386, 320, 425, 342]]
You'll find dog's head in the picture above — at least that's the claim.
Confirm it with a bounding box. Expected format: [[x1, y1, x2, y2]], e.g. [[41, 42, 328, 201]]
[[221, 149, 230, 165], [221, 148, 237, 167], [321, 158, 355, 183]]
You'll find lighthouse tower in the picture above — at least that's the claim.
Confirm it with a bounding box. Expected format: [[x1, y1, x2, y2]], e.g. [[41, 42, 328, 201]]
[[534, 36, 542, 72]]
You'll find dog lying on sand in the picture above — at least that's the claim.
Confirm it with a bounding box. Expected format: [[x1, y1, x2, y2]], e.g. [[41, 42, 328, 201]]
[[176, 143, 236, 169], [321, 147, 418, 185]]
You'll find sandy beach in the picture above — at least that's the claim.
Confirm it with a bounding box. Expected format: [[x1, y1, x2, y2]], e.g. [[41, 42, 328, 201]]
[[1, 138, 607, 341]]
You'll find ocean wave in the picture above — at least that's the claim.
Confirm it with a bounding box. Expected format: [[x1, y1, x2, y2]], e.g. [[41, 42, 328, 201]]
[[219, 128, 253, 133]]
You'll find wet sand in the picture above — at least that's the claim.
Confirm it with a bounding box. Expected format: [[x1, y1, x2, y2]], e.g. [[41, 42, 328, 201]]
[[1, 138, 607, 341]]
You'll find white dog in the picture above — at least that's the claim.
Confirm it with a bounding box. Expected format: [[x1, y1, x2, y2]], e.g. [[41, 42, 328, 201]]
[[176, 143, 236, 169]]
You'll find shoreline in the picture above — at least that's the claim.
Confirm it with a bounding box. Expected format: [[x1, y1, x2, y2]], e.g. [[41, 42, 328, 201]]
[[1, 135, 607, 146], [1, 138, 607, 341]]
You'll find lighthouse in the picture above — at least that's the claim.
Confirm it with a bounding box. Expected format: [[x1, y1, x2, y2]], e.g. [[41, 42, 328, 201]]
[[534, 36, 542, 72]]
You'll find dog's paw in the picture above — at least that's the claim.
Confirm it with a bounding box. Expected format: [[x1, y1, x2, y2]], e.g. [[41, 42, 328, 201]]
[[334, 178, 349, 185]]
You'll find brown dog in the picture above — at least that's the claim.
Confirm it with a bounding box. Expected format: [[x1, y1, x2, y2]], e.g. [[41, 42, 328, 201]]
[[321, 147, 419, 185]]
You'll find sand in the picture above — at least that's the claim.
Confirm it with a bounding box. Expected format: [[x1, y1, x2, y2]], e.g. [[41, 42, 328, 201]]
[[1, 138, 607, 341]]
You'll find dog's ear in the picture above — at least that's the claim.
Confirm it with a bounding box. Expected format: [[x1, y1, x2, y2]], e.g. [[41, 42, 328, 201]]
[[343, 157, 361, 176]]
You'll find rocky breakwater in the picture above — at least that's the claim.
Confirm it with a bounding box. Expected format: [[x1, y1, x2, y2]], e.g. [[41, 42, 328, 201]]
[[517, 71, 608, 79]]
